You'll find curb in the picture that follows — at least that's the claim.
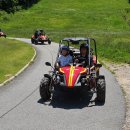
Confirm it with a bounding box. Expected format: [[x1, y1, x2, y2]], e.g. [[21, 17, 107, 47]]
[[0, 46, 37, 87]]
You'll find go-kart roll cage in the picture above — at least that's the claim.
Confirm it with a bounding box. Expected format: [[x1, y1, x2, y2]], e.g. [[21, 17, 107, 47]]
[[59, 37, 97, 64]]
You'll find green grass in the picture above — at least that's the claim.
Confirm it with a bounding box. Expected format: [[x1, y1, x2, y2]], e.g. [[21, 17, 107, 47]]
[[96, 34, 130, 64], [0, 0, 130, 63], [0, 38, 34, 83]]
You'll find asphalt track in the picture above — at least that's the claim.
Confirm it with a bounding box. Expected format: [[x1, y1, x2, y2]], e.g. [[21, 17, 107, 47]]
[[0, 38, 125, 130]]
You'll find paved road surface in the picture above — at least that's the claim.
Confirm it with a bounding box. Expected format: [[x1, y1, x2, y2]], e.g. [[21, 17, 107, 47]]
[[0, 38, 125, 130]]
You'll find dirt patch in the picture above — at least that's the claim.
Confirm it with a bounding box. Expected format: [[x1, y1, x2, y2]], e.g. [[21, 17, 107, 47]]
[[102, 61, 130, 129]]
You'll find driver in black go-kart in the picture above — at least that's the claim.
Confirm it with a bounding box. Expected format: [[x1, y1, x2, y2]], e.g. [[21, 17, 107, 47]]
[[75, 43, 93, 67]]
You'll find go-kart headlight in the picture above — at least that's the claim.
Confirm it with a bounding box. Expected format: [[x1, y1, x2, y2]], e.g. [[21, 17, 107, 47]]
[[59, 68, 65, 74], [80, 68, 87, 74]]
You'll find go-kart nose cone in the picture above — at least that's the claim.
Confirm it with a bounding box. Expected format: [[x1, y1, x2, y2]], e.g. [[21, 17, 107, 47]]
[[60, 66, 87, 88]]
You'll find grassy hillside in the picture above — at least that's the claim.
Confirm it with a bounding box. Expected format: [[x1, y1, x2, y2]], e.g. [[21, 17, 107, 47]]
[[0, 38, 34, 83], [0, 0, 130, 63]]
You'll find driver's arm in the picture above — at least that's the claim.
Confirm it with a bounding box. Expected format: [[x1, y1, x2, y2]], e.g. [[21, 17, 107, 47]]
[[90, 56, 94, 66], [55, 56, 62, 69], [69, 55, 73, 63]]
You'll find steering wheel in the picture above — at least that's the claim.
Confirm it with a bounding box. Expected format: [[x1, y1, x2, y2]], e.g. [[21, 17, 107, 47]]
[[73, 57, 87, 67]]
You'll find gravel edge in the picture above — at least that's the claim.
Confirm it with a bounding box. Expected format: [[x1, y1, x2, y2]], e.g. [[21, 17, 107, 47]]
[[101, 61, 130, 130]]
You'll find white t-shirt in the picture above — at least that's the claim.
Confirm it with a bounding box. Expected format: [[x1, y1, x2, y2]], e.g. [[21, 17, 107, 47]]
[[58, 55, 73, 67]]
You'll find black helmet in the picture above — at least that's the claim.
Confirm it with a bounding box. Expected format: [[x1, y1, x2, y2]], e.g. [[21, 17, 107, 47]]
[[80, 43, 89, 50]]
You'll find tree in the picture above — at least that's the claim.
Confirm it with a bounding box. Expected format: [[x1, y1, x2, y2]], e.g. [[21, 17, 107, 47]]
[[0, 0, 40, 13]]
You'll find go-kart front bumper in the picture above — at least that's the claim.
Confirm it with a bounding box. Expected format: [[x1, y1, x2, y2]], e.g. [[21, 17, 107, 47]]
[[54, 82, 87, 92]]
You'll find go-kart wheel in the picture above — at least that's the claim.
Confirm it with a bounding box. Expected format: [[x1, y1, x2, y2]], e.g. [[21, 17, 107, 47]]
[[4, 35, 6, 38], [39, 77, 51, 100], [96, 76, 106, 104], [48, 39, 51, 45], [35, 40, 38, 45], [31, 39, 34, 44]]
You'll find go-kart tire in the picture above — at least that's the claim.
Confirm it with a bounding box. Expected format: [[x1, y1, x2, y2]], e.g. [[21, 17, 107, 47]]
[[39, 77, 51, 100], [4, 35, 6, 38], [31, 39, 34, 44], [35, 40, 38, 45], [96, 76, 106, 104], [48, 39, 51, 45]]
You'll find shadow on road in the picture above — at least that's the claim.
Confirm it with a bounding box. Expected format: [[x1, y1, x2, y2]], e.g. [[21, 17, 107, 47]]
[[37, 91, 104, 109], [32, 42, 50, 45]]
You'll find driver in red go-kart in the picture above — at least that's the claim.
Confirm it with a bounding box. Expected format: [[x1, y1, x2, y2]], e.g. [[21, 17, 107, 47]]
[[55, 46, 73, 69], [75, 43, 96, 89]]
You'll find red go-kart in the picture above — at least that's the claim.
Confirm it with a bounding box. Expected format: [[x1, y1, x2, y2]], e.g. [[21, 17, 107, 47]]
[[0, 31, 6, 38], [39, 38, 106, 104], [31, 30, 51, 45]]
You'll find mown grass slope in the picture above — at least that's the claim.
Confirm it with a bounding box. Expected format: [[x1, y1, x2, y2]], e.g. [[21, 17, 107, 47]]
[[0, 0, 130, 63], [0, 38, 34, 83]]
